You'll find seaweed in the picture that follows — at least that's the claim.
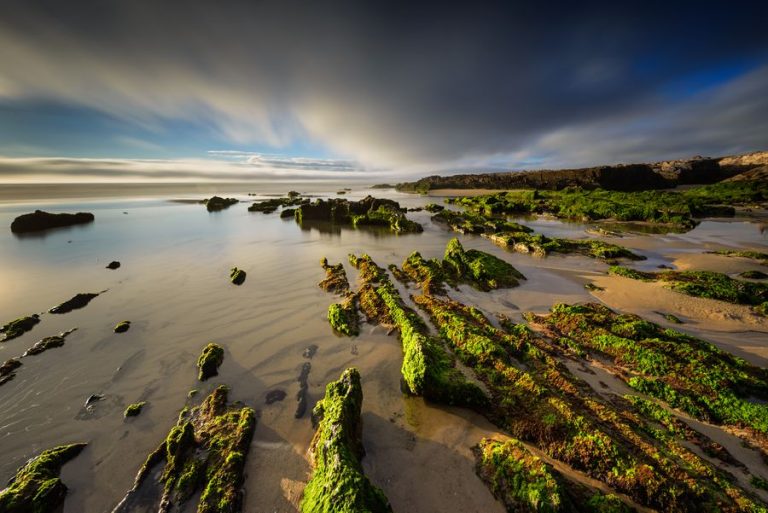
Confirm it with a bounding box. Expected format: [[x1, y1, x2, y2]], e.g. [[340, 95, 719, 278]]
[[301, 368, 392, 513], [0, 443, 87, 513]]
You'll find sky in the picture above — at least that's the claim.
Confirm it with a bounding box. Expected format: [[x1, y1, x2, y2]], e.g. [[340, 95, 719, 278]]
[[0, 0, 767, 182]]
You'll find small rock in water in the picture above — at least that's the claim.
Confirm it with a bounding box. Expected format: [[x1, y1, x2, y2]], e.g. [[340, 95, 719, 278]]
[[114, 320, 131, 333], [106, 261, 121, 270], [85, 394, 104, 408], [266, 389, 287, 404], [302, 345, 318, 359], [230, 267, 246, 285], [49, 292, 101, 314]]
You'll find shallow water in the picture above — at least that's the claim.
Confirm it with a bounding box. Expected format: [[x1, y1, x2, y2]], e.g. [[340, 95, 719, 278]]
[[0, 183, 766, 512]]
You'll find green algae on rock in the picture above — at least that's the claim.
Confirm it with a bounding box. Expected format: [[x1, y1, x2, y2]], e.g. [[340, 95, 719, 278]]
[[301, 368, 392, 513], [248, 196, 306, 214], [608, 266, 768, 312], [349, 254, 487, 409], [10, 210, 94, 233], [113, 386, 256, 513], [49, 292, 101, 314], [443, 238, 525, 290], [740, 270, 768, 280], [474, 438, 565, 513], [0, 314, 40, 342], [328, 295, 360, 337], [197, 343, 224, 381], [0, 358, 22, 385], [114, 320, 131, 333], [709, 249, 768, 265], [0, 443, 87, 513], [124, 401, 147, 417], [416, 294, 766, 511], [296, 195, 422, 234], [230, 267, 247, 285]]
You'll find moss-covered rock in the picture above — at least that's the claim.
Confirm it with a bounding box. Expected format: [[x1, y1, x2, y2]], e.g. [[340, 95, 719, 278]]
[[710, 249, 768, 265], [0, 315, 40, 342], [297, 195, 422, 234], [0, 443, 87, 513], [740, 270, 768, 280], [328, 295, 360, 337], [114, 386, 256, 513], [474, 438, 565, 512], [319, 258, 350, 293], [248, 196, 305, 213], [49, 292, 100, 314], [424, 203, 445, 213], [301, 368, 392, 513], [609, 266, 768, 310], [23, 335, 66, 356], [230, 267, 247, 285], [124, 402, 146, 417], [114, 320, 131, 333], [0, 358, 22, 385], [443, 238, 525, 290], [197, 343, 224, 381]]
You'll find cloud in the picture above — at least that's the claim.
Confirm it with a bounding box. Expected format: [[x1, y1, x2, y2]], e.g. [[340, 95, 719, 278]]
[[0, 155, 387, 183], [0, 0, 766, 174]]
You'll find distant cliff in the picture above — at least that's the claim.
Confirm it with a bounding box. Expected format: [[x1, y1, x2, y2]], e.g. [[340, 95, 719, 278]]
[[392, 151, 768, 193]]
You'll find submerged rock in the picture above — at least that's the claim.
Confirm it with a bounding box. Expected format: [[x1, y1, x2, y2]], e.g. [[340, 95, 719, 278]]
[[0, 358, 22, 385], [114, 321, 131, 333], [265, 389, 287, 404], [49, 292, 101, 314], [0, 443, 87, 513], [112, 385, 256, 513], [301, 368, 392, 513], [230, 267, 247, 285], [124, 402, 146, 417], [10, 210, 94, 233], [203, 196, 239, 212], [197, 343, 224, 381], [295, 362, 311, 419], [302, 345, 318, 359], [23, 335, 66, 356], [0, 314, 40, 341], [106, 261, 121, 270]]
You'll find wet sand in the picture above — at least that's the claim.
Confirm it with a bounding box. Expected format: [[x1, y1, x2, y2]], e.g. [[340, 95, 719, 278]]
[[0, 185, 766, 512]]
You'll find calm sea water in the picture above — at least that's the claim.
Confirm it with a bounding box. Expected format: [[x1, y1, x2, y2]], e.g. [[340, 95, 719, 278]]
[[0, 182, 766, 512]]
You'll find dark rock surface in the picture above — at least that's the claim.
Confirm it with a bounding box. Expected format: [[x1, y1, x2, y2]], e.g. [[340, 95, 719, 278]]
[[11, 210, 94, 233]]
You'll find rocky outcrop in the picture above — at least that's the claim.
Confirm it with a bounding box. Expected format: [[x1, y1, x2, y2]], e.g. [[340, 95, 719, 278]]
[[301, 368, 392, 513], [0, 443, 87, 513], [0, 315, 40, 341], [203, 196, 239, 212], [49, 293, 101, 314], [394, 151, 767, 193], [297, 195, 422, 233], [197, 343, 224, 380], [10, 210, 94, 233]]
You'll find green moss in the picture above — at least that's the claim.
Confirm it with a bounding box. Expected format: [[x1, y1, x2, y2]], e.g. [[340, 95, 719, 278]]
[[740, 270, 768, 280], [609, 266, 768, 307], [585, 493, 634, 512], [0, 443, 87, 513], [118, 385, 256, 513], [301, 368, 392, 513], [328, 295, 360, 337], [114, 320, 131, 333], [124, 402, 147, 417], [197, 343, 224, 381], [230, 267, 246, 285], [474, 438, 564, 512], [297, 196, 422, 234], [350, 254, 487, 409], [1, 315, 40, 342], [424, 203, 445, 213], [443, 238, 525, 290], [710, 249, 768, 264]]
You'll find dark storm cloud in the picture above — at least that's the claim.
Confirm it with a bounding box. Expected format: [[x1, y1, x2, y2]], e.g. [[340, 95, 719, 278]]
[[0, 0, 766, 176]]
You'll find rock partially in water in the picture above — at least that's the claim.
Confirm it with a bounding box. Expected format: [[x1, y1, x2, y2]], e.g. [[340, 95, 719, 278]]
[[265, 389, 287, 404], [327, 295, 360, 337], [295, 362, 311, 419], [49, 292, 101, 314], [24, 335, 66, 356], [301, 368, 392, 513], [10, 210, 94, 233], [85, 393, 104, 408], [319, 258, 350, 294], [203, 196, 239, 212], [297, 195, 422, 234], [111, 385, 256, 513], [0, 358, 22, 385], [124, 402, 146, 417], [197, 343, 224, 381], [302, 345, 318, 359], [106, 261, 121, 270], [0, 443, 87, 513], [0, 314, 40, 342], [230, 267, 246, 285], [114, 321, 131, 333]]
